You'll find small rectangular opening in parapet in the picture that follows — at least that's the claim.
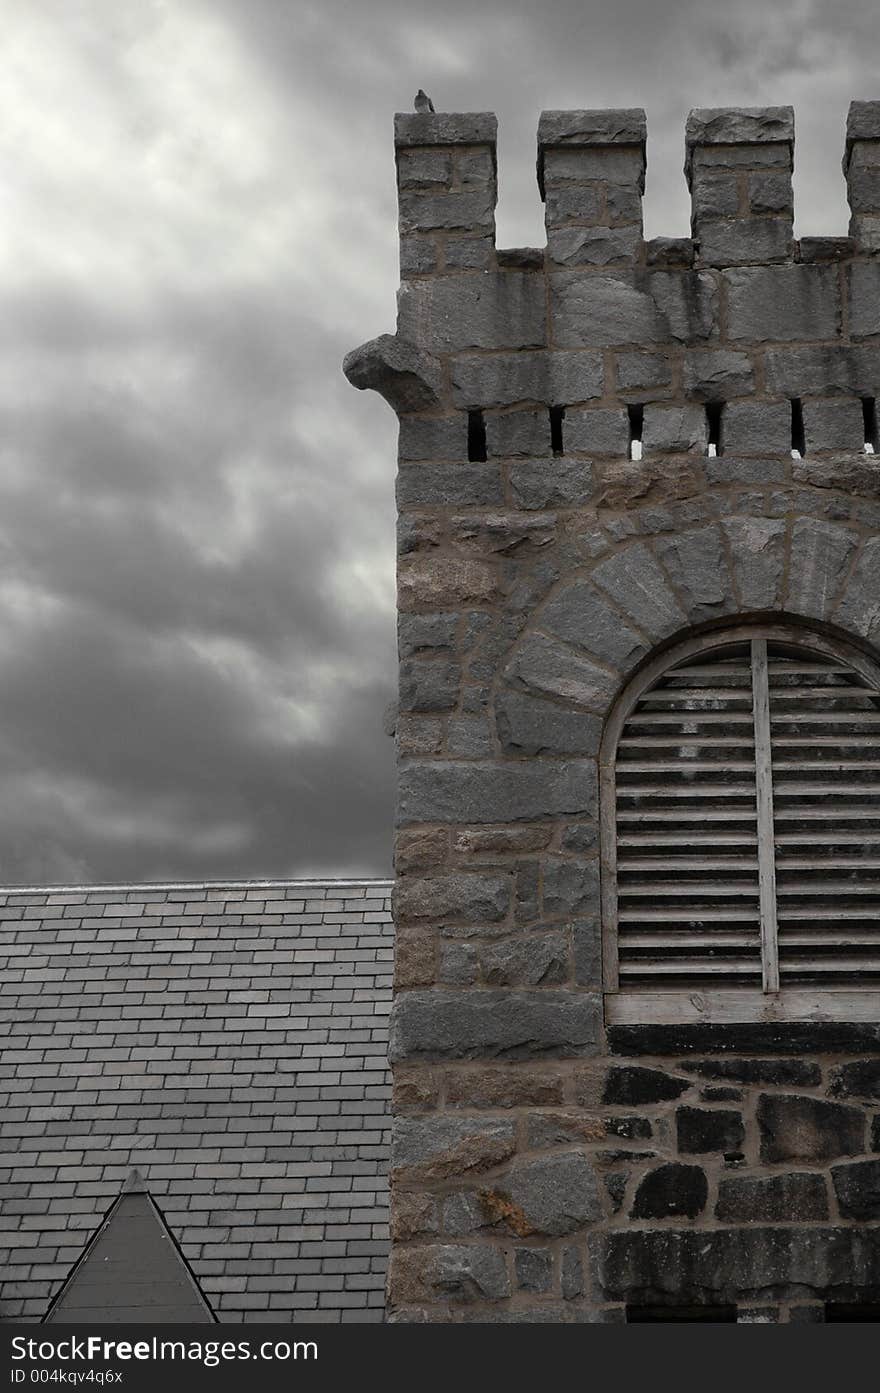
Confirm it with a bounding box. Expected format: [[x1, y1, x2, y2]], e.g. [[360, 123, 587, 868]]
[[549, 406, 565, 456], [791, 398, 806, 459], [863, 398, 878, 454], [467, 409, 487, 462], [626, 1305, 738, 1323], [706, 402, 723, 458], [825, 1304, 880, 1322], [628, 404, 643, 462]]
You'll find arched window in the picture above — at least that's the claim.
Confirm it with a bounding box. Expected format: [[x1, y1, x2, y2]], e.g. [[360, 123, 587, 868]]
[[600, 623, 880, 1025]]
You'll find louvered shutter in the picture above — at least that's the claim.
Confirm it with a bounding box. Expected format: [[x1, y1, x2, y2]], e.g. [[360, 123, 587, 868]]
[[769, 644, 880, 984], [614, 641, 763, 987], [606, 627, 880, 1003]]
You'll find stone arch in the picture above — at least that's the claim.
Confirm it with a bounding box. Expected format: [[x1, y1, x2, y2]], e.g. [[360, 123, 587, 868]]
[[494, 510, 880, 758]]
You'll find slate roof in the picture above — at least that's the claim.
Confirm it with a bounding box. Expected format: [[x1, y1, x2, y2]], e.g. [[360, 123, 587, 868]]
[[0, 878, 393, 1323]]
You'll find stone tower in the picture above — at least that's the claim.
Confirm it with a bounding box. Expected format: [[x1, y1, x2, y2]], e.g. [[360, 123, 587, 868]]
[[345, 102, 880, 1322]]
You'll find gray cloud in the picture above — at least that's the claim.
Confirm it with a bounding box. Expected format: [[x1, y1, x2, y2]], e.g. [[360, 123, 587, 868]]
[[0, 0, 874, 882]]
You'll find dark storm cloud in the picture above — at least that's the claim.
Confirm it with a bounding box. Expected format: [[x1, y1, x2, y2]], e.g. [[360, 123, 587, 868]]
[[0, 0, 875, 882]]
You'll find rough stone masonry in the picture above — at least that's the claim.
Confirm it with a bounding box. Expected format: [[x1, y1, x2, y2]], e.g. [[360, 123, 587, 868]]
[[345, 102, 880, 1322]]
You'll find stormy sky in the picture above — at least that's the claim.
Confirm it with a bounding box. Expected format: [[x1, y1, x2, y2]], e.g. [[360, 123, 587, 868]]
[[2, 0, 876, 885]]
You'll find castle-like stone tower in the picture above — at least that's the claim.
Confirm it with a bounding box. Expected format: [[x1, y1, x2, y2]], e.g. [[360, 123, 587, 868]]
[[346, 103, 880, 1322]]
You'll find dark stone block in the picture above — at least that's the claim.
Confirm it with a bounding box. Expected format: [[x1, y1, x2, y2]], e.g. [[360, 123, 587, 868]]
[[757, 1095, 865, 1163], [603, 1116, 652, 1141], [872, 1116, 880, 1153], [716, 1173, 829, 1223], [677, 1107, 744, 1155], [515, 1247, 553, 1293], [682, 1057, 822, 1087], [829, 1060, 880, 1101], [832, 1161, 880, 1220], [390, 989, 602, 1063], [602, 1066, 689, 1106], [604, 1173, 628, 1214], [631, 1163, 708, 1219], [701, 1088, 742, 1102], [609, 1023, 880, 1055], [591, 1227, 880, 1304]]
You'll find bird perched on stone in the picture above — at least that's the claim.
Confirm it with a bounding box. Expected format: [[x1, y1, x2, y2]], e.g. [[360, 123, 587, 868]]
[[414, 90, 434, 113]]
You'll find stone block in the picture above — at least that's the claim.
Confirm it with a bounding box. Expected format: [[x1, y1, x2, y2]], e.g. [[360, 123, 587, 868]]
[[540, 579, 648, 668], [547, 226, 641, 268], [544, 186, 603, 226], [394, 112, 498, 148], [541, 147, 645, 192], [564, 408, 630, 455], [757, 1094, 865, 1163], [676, 1107, 744, 1155], [803, 398, 868, 451], [681, 1058, 822, 1087], [398, 416, 465, 462], [573, 918, 601, 987], [450, 350, 604, 410], [480, 931, 569, 987], [487, 410, 551, 458], [398, 757, 597, 825], [562, 1246, 583, 1300], [748, 172, 795, 213], [590, 544, 686, 640], [592, 1226, 880, 1304], [525, 1114, 606, 1149], [645, 237, 694, 267], [683, 350, 755, 401], [849, 262, 880, 339], [835, 537, 880, 641], [397, 273, 546, 354], [389, 989, 602, 1062], [457, 150, 495, 186], [685, 106, 794, 160], [392, 1115, 516, 1181], [724, 265, 840, 342], [388, 1244, 510, 1305], [716, 1173, 829, 1223], [515, 1247, 553, 1292], [398, 613, 459, 657], [399, 658, 461, 712], [722, 516, 786, 609], [697, 218, 792, 267], [602, 1066, 689, 1105], [399, 189, 494, 236], [549, 271, 717, 348], [721, 401, 790, 453], [444, 1066, 564, 1109], [444, 237, 495, 271], [486, 1151, 602, 1236], [494, 689, 603, 757], [398, 556, 500, 610], [765, 344, 880, 398], [691, 175, 739, 219], [442, 1192, 485, 1236], [508, 458, 596, 510], [831, 1161, 880, 1220], [631, 1164, 707, 1219], [400, 237, 439, 275], [542, 859, 599, 919], [393, 873, 512, 925], [641, 405, 707, 454], [616, 352, 672, 392], [654, 525, 734, 621], [397, 461, 503, 508], [787, 518, 859, 621], [505, 632, 620, 711], [538, 108, 647, 149], [829, 1060, 880, 1100], [396, 150, 453, 190]]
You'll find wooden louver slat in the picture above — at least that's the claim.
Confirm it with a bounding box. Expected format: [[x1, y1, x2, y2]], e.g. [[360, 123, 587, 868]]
[[610, 630, 880, 996]]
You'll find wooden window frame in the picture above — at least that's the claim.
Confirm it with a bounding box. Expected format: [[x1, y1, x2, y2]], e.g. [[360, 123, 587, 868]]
[[601, 622, 880, 1026]]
